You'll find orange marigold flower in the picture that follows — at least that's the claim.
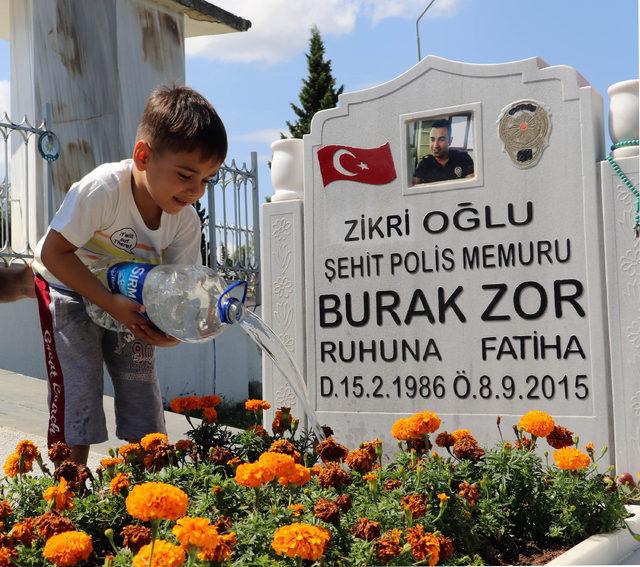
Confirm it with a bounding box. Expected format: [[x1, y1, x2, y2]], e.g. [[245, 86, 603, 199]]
[[99, 457, 123, 468], [519, 410, 555, 438], [363, 472, 378, 482], [203, 407, 218, 423], [245, 399, 271, 412], [316, 437, 349, 463], [279, 464, 311, 487], [437, 492, 450, 504], [43, 530, 92, 567], [258, 452, 297, 478], [0, 546, 16, 566], [269, 439, 302, 463], [453, 437, 485, 462], [406, 525, 440, 565], [125, 482, 188, 521], [172, 516, 219, 551], [317, 462, 351, 489], [16, 440, 40, 460], [435, 431, 455, 448], [437, 534, 455, 562], [10, 517, 36, 545], [175, 439, 194, 453], [0, 501, 11, 519], [585, 442, 595, 453], [121, 525, 151, 553], [345, 448, 375, 474], [288, 504, 304, 517], [411, 411, 442, 435], [234, 462, 274, 487], [384, 478, 402, 491], [401, 494, 428, 519], [48, 442, 71, 464], [272, 523, 331, 561], [200, 394, 222, 408], [118, 443, 142, 459], [43, 477, 75, 511], [169, 395, 202, 413], [451, 429, 474, 442], [554, 447, 591, 470], [139, 433, 168, 452], [313, 499, 341, 525], [391, 417, 417, 440], [546, 425, 574, 449], [132, 539, 186, 567], [198, 532, 236, 563], [458, 480, 479, 506], [109, 473, 131, 495], [3, 452, 32, 477], [35, 512, 75, 540], [351, 518, 381, 541], [376, 529, 403, 563]]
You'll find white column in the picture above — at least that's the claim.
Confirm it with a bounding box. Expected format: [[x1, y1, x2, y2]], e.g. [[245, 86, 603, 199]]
[[602, 154, 640, 474]]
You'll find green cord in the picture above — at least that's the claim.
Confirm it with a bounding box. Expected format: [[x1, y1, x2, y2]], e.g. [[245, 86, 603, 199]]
[[606, 139, 640, 236]]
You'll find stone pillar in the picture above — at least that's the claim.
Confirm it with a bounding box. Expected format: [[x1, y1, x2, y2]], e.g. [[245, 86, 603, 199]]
[[602, 79, 640, 474], [260, 139, 308, 429], [9, 0, 185, 247]]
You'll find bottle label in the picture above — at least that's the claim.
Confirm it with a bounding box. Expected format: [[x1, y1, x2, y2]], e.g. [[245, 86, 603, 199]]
[[106, 262, 154, 304]]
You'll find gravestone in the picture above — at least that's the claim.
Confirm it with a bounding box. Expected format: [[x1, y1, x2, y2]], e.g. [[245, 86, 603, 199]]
[[262, 56, 613, 454]]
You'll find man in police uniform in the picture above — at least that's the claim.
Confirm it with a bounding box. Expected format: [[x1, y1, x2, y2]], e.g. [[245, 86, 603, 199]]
[[412, 119, 474, 184]]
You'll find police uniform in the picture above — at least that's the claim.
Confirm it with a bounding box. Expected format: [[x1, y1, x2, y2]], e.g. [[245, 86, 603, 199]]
[[413, 149, 474, 183]]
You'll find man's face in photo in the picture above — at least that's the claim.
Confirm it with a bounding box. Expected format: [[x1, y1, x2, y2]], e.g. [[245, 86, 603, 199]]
[[430, 126, 451, 159]]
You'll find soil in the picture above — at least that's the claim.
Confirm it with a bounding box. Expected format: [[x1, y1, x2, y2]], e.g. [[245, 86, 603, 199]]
[[485, 540, 572, 565]]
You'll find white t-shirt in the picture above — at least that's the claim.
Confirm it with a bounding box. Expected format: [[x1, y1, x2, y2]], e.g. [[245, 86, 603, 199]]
[[33, 159, 202, 288]]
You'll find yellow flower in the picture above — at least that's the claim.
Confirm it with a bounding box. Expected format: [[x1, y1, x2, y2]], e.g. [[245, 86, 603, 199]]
[[451, 429, 473, 442], [391, 417, 417, 440], [43, 477, 75, 511], [288, 504, 305, 516], [363, 472, 378, 482], [258, 452, 297, 478], [109, 473, 131, 495], [234, 462, 275, 487], [43, 530, 92, 566], [411, 411, 442, 435], [139, 433, 169, 451], [245, 399, 272, 412], [172, 516, 219, 551], [100, 457, 123, 468], [519, 410, 555, 438], [553, 447, 591, 470], [279, 464, 311, 487], [132, 539, 185, 567], [2, 453, 21, 477], [437, 492, 450, 503], [125, 482, 188, 521], [272, 522, 331, 561]]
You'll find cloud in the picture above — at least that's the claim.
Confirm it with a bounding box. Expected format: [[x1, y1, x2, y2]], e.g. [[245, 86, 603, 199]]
[[186, 0, 462, 65], [231, 128, 287, 144]]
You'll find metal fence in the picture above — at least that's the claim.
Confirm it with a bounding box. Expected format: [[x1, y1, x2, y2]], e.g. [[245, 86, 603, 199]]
[[202, 152, 261, 305], [0, 109, 56, 265]]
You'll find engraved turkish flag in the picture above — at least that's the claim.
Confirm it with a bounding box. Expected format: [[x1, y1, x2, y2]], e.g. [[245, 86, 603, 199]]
[[317, 142, 397, 187]]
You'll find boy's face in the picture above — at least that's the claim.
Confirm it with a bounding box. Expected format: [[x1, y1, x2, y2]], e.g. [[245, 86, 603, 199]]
[[135, 141, 222, 214]]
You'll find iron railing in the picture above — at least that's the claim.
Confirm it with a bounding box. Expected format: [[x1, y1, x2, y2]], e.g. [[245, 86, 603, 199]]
[[0, 107, 56, 265], [203, 152, 261, 304]]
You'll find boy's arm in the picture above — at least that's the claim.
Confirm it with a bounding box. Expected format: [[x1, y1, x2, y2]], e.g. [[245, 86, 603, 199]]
[[40, 230, 149, 333], [0, 263, 35, 302]]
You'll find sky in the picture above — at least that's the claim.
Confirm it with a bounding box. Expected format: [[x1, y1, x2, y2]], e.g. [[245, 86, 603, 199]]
[[0, 0, 638, 203]]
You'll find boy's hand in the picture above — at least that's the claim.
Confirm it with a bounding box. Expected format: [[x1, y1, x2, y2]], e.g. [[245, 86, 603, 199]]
[[106, 294, 149, 333], [133, 324, 180, 348]]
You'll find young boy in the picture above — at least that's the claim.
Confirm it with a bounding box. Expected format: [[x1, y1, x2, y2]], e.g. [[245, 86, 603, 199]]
[[32, 85, 226, 464]]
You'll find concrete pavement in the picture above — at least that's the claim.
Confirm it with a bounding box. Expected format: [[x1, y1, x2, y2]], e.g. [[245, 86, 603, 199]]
[[0, 368, 197, 472]]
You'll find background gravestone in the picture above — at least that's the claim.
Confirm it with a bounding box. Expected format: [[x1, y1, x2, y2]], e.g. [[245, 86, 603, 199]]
[[263, 56, 611, 454]]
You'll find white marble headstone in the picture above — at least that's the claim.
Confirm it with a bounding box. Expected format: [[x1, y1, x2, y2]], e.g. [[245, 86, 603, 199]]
[[301, 56, 609, 450]]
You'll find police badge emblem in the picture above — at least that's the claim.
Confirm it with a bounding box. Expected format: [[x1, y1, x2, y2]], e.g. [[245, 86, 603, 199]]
[[454, 166, 463, 178], [498, 100, 551, 169]]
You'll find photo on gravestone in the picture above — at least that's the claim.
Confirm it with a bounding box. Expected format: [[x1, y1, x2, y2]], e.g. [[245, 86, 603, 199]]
[[409, 111, 476, 187]]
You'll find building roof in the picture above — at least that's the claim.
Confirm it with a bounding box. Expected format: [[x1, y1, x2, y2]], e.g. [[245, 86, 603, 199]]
[[0, 0, 251, 41]]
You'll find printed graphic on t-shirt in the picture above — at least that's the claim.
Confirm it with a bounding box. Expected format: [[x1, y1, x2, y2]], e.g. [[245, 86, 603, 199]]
[[111, 228, 138, 253]]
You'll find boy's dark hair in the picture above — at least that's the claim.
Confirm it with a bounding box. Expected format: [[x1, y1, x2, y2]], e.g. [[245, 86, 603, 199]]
[[431, 118, 452, 138], [136, 85, 227, 162]]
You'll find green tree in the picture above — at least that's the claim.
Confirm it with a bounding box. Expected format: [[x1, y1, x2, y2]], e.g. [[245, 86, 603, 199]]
[[286, 26, 344, 139]]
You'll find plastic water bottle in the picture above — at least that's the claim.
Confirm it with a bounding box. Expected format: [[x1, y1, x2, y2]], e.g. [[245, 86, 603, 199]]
[[85, 261, 247, 343]]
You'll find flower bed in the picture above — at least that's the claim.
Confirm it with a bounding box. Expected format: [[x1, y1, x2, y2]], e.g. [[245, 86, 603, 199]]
[[0, 402, 638, 566]]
